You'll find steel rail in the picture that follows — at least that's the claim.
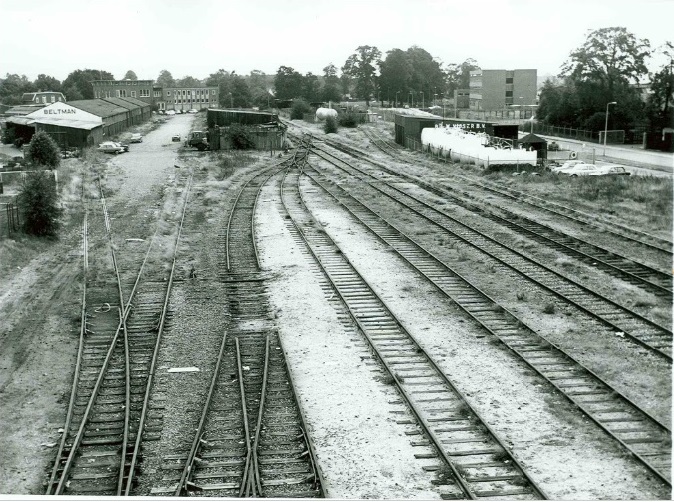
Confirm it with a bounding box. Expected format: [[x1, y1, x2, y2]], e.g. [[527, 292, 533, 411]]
[[310, 145, 673, 361], [226, 160, 291, 272], [124, 173, 194, 495], [249, 335, 270, 497], [280, 167, 548, 500], [45, 215, 88, 494], [313, 141, 672, 297], [331, 129, 672, 259], [236, 337, 256, 498], [304, 166, 672, 486]]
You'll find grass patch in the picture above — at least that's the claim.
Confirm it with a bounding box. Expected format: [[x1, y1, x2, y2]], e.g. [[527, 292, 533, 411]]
[[542, 303, 556, 314]]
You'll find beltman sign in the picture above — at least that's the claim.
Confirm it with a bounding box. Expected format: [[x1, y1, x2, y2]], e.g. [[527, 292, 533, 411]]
[[26, 102, 102, 124], [43, 108, 77, 115]]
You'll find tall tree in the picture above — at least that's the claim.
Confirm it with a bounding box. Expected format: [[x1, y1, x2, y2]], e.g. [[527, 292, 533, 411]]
[[379, 49, 412, 106], [302, 72, 321, 102], [123, 70, 138, 80], [176, 75, 202, 87], [62, 69, 114, 100], [405, 46, 445, 106], [273, 66, 304, 100], [322, 64, 341, 103], [646, 42, 674, 131], [445, 58, 480, 96], [205, 69, 233, 107], [0, 73, 36, 104], [560, 27, 651, 100], [156, 69, 176, 88], [231, 75, 252, 107], [342, 45, 381, 105], [33, 74, 62, 93]]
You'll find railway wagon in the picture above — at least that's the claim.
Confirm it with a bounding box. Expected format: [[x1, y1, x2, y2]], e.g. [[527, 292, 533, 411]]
[[207, 108, 279, 128], [441, 118, 519, 142]]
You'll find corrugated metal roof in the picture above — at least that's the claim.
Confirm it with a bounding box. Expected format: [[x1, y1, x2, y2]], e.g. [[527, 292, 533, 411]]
[[6, 116, 36, 126], [5, 104, 45, 116], [101, 97, 138, 110], [68, 99, 128, 118], [118, 96, 151, 108]]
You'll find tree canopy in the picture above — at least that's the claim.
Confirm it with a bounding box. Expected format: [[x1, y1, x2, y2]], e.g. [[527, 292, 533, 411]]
[[342, 45, 381, 105], [123, 70, 138, 80], [156, 69, 176, 88], [62, 69, 114, 100], [274, 66, 304, 100]]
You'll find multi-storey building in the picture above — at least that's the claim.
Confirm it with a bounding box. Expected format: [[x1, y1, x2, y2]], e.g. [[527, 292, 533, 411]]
[[469, 69, 537, 110], [160, 87, 218, 112], [92, 79, 154, 105], [91, 79, 218, 112]]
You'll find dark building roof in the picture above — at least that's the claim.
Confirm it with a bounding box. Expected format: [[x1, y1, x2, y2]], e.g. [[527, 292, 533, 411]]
[[118, 96, 151, 108], [68, 99, 129, 118], [519, 133, 547, 144], [5, 104, 46, 116]]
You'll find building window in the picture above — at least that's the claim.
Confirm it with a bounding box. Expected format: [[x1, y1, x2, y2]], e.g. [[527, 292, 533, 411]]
[[116, 90, 120, 97], [139, 89, 150, 97], [167, 91, 171, 96], [505, 90, 513, 97], [211, 90, 215, 95], [131, 91, 136, 98], [505, 77, 513, 84]]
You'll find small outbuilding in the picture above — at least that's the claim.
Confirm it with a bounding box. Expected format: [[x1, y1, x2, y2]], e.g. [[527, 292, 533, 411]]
[[518, 132, 547, 160]]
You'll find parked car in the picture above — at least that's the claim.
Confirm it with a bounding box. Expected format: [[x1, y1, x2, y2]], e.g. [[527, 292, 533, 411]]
[[187, 109, 197, 114], [563, 164, 605, 176], [129, 133, 143, 143], [165, 110, 176, 116], [172, 134, 181, 142], [593, 164, 631, 176], [114, 141, 130, 152], [98, 141, 125, 154], [551, 159, 587, 173]]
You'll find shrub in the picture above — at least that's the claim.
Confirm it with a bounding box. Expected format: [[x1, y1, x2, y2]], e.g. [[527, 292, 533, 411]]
[[18, 170, 63, 237], [1, 126, 16, 145], [324, 115, 338, 134], [226, 124, 256, 150], [542, 303, 556, 314], [290, 99, 311, 120], [338, 112, 365, 128], [26, 131, 61, 168]]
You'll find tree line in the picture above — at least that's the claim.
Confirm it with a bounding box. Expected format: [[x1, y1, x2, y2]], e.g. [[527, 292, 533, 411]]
[[1, 26, 671, 132]]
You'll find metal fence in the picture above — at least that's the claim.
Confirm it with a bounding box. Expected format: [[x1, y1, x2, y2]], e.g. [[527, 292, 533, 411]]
[[0, 200, 20, 239]]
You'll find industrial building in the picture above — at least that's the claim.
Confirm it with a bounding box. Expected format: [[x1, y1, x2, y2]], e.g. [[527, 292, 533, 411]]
[[92, 79, 218, 112], [468, 69, 537, 110], [4, 97, 151, 149], [21, 91, 67, 105]]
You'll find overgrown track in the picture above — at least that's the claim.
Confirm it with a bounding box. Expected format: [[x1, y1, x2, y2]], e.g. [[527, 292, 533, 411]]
[[309, 143, 673, 361], [45, 174, 192, 496], [330, 130, 672, 298], [361, 125, 673, 258], [280, 165, 547, 500], [159, 138, 323, 498], [302, 166, 672, 486]]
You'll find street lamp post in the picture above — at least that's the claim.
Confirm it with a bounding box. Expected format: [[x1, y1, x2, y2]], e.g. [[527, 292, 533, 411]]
[[420, 91, 424, 109], [603, 101, 617, 156]]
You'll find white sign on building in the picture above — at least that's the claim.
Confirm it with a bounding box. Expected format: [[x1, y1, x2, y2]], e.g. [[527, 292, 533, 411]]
[[25, 102, 102, 124]]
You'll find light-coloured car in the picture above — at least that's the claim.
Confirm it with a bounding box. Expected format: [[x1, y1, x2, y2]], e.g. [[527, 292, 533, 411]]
[[98, 141, 125, 154], [165, 110, 176, 116], [593, 164, 631, 176], [550, 159, 587, 173], [187, 109, 198, 114], [563, 163, 604, 176], [129, 133, 143, 143]]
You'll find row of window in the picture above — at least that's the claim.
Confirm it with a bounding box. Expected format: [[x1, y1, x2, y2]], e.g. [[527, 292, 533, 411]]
[[166, 89, 216, 97], [35, 95, 64, 104], [174, 98, 212, 104]]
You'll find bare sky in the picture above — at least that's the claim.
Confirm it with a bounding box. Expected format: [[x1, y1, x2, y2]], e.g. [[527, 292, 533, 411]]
[[1, 0, 672, 83]]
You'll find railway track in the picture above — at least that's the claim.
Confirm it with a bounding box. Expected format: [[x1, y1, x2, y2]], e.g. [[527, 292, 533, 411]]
[[362, 125, 673, 257], [331, 130, 672, 298], [301, 165, 672, 485], [45, 173, 192, 495], [280, 164, 548, 500], [152, 135, 324, 498], [308, 143, 673, 361]]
